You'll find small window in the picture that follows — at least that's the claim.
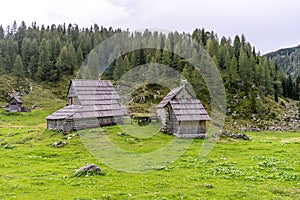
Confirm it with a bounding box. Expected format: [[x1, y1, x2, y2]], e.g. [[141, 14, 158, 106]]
[[11, 103, 16, 105]]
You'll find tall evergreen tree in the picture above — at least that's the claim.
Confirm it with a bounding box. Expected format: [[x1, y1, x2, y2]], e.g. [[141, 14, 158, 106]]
[[76, 47, 84, 67], [239, 47, 253, 92], [36, 39, 51, 81], [13, 54, 25, 88], [228, 55, 239, 89], [113, 55, 124, 80], [233, 35, 241, 59], [0, 25, 4, 39]]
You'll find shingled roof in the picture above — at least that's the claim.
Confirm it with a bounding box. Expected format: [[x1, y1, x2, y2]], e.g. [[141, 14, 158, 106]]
[[157, 86, 210, 122], [46, 105, 83, 120], [8, 96, 23, 104], [47, 80, 123, 120], [67, 79, 120, 105], [156, 86, 183, 108], [170, 99, 211, 121]]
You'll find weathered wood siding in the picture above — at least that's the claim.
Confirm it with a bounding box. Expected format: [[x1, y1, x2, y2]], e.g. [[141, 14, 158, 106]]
[[47, 116, 123, 133], [169, 104, 179, 134], [157, 108, 167, 125], [7, 99, 22, 112], [157, 85, 210, 138], [47, 80, 124, 133], [174, 121, 206, 138], [199, 121, 206, 134], [47, 119, 68, 132]]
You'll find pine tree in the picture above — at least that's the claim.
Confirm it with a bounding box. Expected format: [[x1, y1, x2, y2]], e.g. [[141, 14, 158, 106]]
[[36, 39, 51, 81], [228, 56, 239, 88], [13, 54, 25, 88], [50, 37, 61, 62], [0, 25, 4, 39], [86, 49, 99, 79], [76, 47, 84, 67], [162, 49, 171, 66], [55, 46, 70, 78], [233, 35, 241, 59], [206, 39, 218, 57], [153, 49, 161, 63], [182, 64, 193, 81], [67, 41, 77, 72], [28, 55, 38, 79], [81, 66, 92, 79], [21, 37, 32, 73], [130, 51, 138, 67], [239, 47, 253, 92], [4, 37, 18, 72], [123, 55, 131, 73], [113, 55, 124, 80]]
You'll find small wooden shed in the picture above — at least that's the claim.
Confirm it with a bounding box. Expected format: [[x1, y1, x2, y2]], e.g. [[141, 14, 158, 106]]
[[156, 86, 210, 138], [46, 80, 123, 132], [6, 96, 23, 112]]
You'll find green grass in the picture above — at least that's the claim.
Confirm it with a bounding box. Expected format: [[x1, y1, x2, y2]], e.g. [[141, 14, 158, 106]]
[[0, 109, 299, 199]]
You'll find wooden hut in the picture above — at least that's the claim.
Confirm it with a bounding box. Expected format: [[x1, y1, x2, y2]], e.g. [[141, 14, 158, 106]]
[[6, 96, 23, 112], [156, 86, 210, 138], [46, 80, 123, 132]]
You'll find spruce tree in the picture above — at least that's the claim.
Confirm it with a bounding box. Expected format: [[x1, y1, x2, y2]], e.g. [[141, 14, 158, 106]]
[[228, 56, 239, 89], [239, 47, 253, 92], [76, 47, 84, 67], [113, 56, 124, 80], [36, 39, 51, 81], [13, 54, 25, 88]]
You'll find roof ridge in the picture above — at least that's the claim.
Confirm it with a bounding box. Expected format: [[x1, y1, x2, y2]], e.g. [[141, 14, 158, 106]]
[[156, 86, 184, 108]]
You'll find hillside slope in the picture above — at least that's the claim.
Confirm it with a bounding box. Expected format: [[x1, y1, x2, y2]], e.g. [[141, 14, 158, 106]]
[[265, 45, 300, 79], [0, 75, 65, 111]]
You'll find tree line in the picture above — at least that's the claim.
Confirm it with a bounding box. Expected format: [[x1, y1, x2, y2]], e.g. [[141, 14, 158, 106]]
[[0, 21, 120, 82], [0, 21, 299, 118]]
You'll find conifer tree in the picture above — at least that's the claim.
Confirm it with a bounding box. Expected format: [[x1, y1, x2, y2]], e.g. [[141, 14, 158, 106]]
[[76, 47, 84, 67], [13, 54, 25, 88], [239, 47, 253, 92], [36, 39, 51, 81], [113, 55, 124, 80]]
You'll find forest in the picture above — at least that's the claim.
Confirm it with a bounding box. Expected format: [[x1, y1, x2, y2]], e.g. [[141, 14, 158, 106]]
[[0, 21, 299, 119]]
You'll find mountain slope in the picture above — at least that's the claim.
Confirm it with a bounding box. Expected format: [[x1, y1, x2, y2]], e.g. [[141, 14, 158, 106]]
[[265, 45, 300, 79]]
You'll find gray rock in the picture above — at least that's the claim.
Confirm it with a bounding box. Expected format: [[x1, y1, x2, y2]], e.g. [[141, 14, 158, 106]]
[[250, 127, 261, 132], [268, 126, 275, 131], [240, 127, 247, 132], [52, 141, 66, 147], [75, 164, 101, 176]]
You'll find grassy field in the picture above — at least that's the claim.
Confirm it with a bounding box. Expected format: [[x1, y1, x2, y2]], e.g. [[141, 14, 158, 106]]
[[0, 109, 299, 199]]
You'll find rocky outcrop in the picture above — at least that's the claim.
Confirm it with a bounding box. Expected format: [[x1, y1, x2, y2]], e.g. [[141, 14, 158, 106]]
[[229, 101, 299, 132]]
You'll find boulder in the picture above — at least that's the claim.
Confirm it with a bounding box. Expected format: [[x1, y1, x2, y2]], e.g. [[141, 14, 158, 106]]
[[250, 127, 261, 132], [52, 141, 67, 147], [268, 126, 275, 131], [75, 164, 101, 176], [239, 127, 248, 132], [221, 132, 250, 140]]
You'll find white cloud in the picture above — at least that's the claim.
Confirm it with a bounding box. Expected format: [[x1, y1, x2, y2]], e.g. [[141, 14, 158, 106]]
[[1, 0, 299, 53]]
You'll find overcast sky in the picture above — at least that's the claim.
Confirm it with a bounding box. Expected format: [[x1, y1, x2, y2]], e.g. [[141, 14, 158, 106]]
[[1, 0, 299, 54]]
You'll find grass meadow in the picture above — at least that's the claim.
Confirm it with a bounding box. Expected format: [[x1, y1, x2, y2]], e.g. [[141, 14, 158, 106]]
[[0, 109, 299, 199]]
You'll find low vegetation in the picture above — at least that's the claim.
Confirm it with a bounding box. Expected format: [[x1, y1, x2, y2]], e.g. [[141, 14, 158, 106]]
[[0, 108, 299, 199]]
